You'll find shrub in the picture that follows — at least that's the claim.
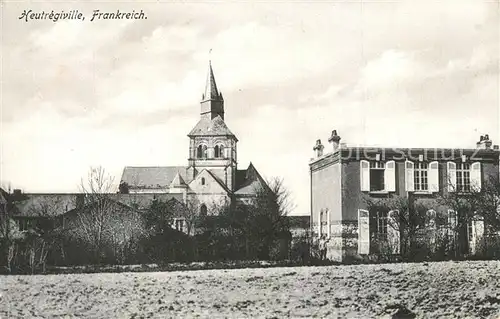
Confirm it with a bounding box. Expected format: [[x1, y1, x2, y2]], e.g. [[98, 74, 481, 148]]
[[289, 236, 311, 263], [475, 234, 500, 260]]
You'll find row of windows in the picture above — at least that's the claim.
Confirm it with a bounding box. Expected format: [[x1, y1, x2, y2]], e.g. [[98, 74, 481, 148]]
[[363, 209, 484, 243], [196, 144, 228, 159], [360, 160, 482, 193]]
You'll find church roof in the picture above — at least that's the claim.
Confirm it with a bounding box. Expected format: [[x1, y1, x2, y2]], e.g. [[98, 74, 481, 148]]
[[234, 163, 269, 196], [121, 166, 190, 189], [112, 193, 183, 210], [204, 169, 232, 194], [169, 172, 188, 188], [120, 163, 267, 196], [188, 115, 237, 139], [202, 61, 221, 101]]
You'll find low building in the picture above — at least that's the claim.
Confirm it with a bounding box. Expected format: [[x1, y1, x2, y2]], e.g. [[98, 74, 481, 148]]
[[8, 192, 187, 233], [309, 131, 500, 262]]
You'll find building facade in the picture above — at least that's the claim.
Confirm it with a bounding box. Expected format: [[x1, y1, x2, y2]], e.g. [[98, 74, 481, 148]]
[[310, 130, 500, 262]]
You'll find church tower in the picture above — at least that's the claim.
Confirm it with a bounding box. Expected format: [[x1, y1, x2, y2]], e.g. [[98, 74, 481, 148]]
[[200, 61, 225, 120], [187, 61, 238, 191]]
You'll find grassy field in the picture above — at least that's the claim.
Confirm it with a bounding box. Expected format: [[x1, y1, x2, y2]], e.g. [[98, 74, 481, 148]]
[[1, 260, 500, 318]]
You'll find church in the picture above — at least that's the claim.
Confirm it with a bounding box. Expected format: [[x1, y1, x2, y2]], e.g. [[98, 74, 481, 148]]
[[7, 62, 271, 239], [118, 61, 270, 226]]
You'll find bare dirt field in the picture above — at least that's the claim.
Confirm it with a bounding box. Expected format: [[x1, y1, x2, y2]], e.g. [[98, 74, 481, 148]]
[[1, 260, 500, 318]]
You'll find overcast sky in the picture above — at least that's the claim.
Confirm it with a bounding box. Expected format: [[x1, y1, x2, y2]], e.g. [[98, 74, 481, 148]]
[[1, 0, 499, 215]]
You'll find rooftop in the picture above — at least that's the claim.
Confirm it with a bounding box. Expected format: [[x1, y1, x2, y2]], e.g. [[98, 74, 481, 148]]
[[188, 115, 237, 139], [310, 131, 500, 166], [121, 166, 190, 189]]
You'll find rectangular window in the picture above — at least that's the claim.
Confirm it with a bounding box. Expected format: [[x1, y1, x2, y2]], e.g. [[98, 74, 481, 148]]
[[369, 161, 385, 191], [414, 163, 429, 191], [374, 211, 388, 240], [174, 218, 185, 232], [467, 221, 473, 242], [456, 163, 471, 192]]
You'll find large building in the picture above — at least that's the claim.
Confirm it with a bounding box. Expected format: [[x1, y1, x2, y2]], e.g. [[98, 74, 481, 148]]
[[119, 61, 269, 222], [7, 62, 269, 235], [310, 130, 500, 262]]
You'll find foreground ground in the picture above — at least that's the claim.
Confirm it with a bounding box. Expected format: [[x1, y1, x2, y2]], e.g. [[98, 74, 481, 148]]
[[1, 261, 500, 318]]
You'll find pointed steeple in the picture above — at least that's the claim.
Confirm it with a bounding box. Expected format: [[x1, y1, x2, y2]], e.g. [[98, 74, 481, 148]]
[[202, 61, 220, 101], [200, 60, 225, 120]]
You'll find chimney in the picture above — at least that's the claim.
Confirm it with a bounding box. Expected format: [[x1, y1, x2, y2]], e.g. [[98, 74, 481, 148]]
[[11, 189, 23, 201], [313, 139, 324, 158], [476, 134, 492, 149], [328, 130, 341, 151]]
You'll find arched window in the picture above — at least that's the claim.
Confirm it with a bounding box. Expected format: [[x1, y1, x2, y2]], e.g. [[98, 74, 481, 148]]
[[197, 144, 208, 159], [214, 144, 225, 158], [201, 177, 206, 185], [200, 204, 207, 217]]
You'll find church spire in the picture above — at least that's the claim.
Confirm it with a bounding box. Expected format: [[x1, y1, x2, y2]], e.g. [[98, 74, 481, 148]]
[[200, 60, 224, 120], [202, 61, 220, 101]]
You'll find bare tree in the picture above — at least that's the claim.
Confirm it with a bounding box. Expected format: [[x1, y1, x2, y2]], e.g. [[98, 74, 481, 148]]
[[108, 204, 146, 264], [1, 187, 29, 273], [253, 177, 295, 229], [363, 194, 438, 259], [437, 176, 482, 257], [161, 195, 227, 237], [75, 166, 116, 263], [23, 196, 69, 273], [246, 177, 295, 259], [472, 176, 500, 232], [436, 175, 500, 257], [181, 196, 204, 236]]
